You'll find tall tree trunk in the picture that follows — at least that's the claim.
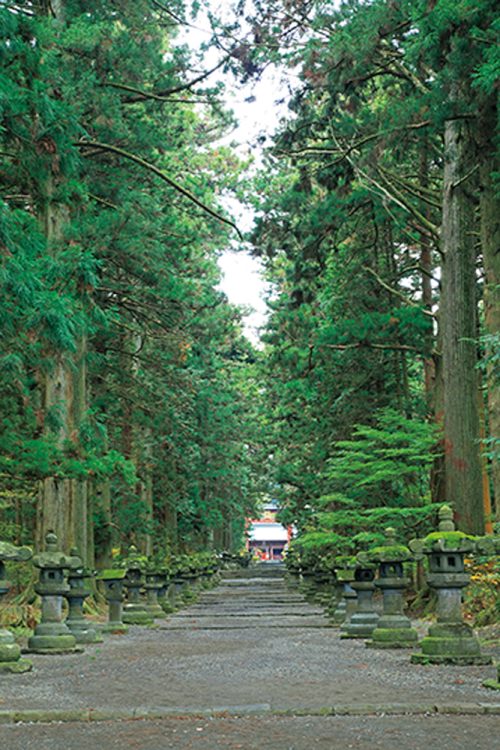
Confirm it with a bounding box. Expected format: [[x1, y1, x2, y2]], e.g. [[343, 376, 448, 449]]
[[441, 105, 484, 533], [36, 177, 89, 555], [478, 96, 500, 521], [419, 141, 437, 408], [419, 140, 446, 504], [142, 426, 154, 556], [35, 1, 89, 557]]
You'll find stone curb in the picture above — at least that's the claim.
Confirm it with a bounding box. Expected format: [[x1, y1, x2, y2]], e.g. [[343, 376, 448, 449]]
[[0, 703, 499, 724]]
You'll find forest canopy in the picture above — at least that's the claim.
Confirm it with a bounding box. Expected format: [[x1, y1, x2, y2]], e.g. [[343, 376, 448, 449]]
[[0, 0, 498, 564]]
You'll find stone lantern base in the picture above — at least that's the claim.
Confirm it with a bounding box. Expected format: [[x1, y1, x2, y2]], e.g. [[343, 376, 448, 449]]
[[101, 621, 128, 634], [159, 588, 177, 614], [341, 610, 379, 639], [483, 664, 500, 690], [367, 619, 419, 649], [145, 602, 166, 619], [123, 605, 154, 626], [340, 580, 378, 639], [0, 628, 32, 673], [26, 627, 80, 654], [411, 622, 492, 665], [66, 617, 103, 644], [367, 604, 418, 649]]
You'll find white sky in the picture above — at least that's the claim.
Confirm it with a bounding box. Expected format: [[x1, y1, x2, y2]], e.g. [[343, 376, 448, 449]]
[[178, 3, 292, 345], [218, 251, 268, 343]]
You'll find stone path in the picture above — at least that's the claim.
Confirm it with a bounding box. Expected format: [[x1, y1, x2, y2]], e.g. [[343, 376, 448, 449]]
[[0, 566, 498, 748]]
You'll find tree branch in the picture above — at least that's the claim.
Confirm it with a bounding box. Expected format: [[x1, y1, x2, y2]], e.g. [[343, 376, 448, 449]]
[[322, 342, 421, 353], [88, 193, 119, 210], [362, 265, 436, 318], [101, 82, 219, 105], [150, 0, 185, 24], [75, 140, 241, 237], [122, 57, 230, 102]]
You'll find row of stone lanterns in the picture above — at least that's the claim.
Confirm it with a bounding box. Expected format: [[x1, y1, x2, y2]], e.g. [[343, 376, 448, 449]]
[[0, 533, 221, 673], [287, 505, 498, 669]]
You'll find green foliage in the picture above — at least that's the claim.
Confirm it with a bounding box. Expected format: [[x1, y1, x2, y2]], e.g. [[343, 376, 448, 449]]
[[0, 0, 264, 559], [326, 409, 438, 508]]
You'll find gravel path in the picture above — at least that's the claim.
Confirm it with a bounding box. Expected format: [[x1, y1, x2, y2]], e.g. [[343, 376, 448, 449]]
[[0, 566, 498, 747], [1, 715, 500, 749]]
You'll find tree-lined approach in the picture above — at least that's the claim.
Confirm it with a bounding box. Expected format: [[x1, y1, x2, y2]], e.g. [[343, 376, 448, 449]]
[[0, 0, 498, 564]]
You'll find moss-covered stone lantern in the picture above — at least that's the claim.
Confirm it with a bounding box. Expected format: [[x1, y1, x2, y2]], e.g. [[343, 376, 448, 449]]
[[330, 557, 357, 627], [409, 505, 491, 665], [157, 567, 176, 614], [312, 564, 335, 608], [65, 548, 101, 643], [0, 541, 33, 673], [340, 558, 379, 639], [362, 528, 418, 649], [170, 566, 186, 609], [284, 548, 301, 589], [297, 551, 317, 601], [27, 532, 79, 654], [178, 569, 198, 605], [96, 568, 128, 634], [123, 546, 154, 626], [144, 563, 167, 619]]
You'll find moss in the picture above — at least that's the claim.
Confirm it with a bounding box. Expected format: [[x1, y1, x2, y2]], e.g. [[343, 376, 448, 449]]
[[365, 544, 412, 562], [333, 555, 356, 568], [96, 569, 127, 581], [0, 658, 32, 673], [422, 530, 476, 551]]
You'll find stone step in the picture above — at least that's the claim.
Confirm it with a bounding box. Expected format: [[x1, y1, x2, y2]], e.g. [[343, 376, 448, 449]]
[[162, 616, 331, 630], [175, 610, 324, 618]]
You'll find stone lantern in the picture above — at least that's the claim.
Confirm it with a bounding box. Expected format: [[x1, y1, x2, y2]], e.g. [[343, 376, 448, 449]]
[[144, 563, 167, 619], [178, 561, 199, 605], [410, 505, 491, 665], [330, 557, 357, 627], [27, 532, 79, 654], [0, 541, 33, 673], [340, 558, 379, 639], [65, 548, 101, 643], [170, 564, 186, 609], [199, 557, 218, 589], [123, 546, 154, 626], [284, 548, 301, 589], [158, 567, 177, 614], [363, 528, 418, 649], [298, 554, 317, 602], [96, 568, 128, 634], [313, 565, 335, 609]]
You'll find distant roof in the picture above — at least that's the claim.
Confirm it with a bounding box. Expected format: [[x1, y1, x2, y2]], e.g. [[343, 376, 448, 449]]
[[263, 499, 279, 509], [248, 522, 289, 542]]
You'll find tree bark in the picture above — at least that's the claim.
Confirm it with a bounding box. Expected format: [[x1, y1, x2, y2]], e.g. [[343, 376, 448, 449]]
[[441, 105, 484, 533], [37, 206, 89, 557], [478, 96, 500, 521], [35, 0, 89, 557]]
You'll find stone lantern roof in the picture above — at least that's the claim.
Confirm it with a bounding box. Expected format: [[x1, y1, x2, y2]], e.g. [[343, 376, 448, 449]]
[[122, 545, 147, 572], [32, 532, 75, 569], [0, 542, 32, 562], [409, 505, 476, 555], [358, 527, 412, 565]]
